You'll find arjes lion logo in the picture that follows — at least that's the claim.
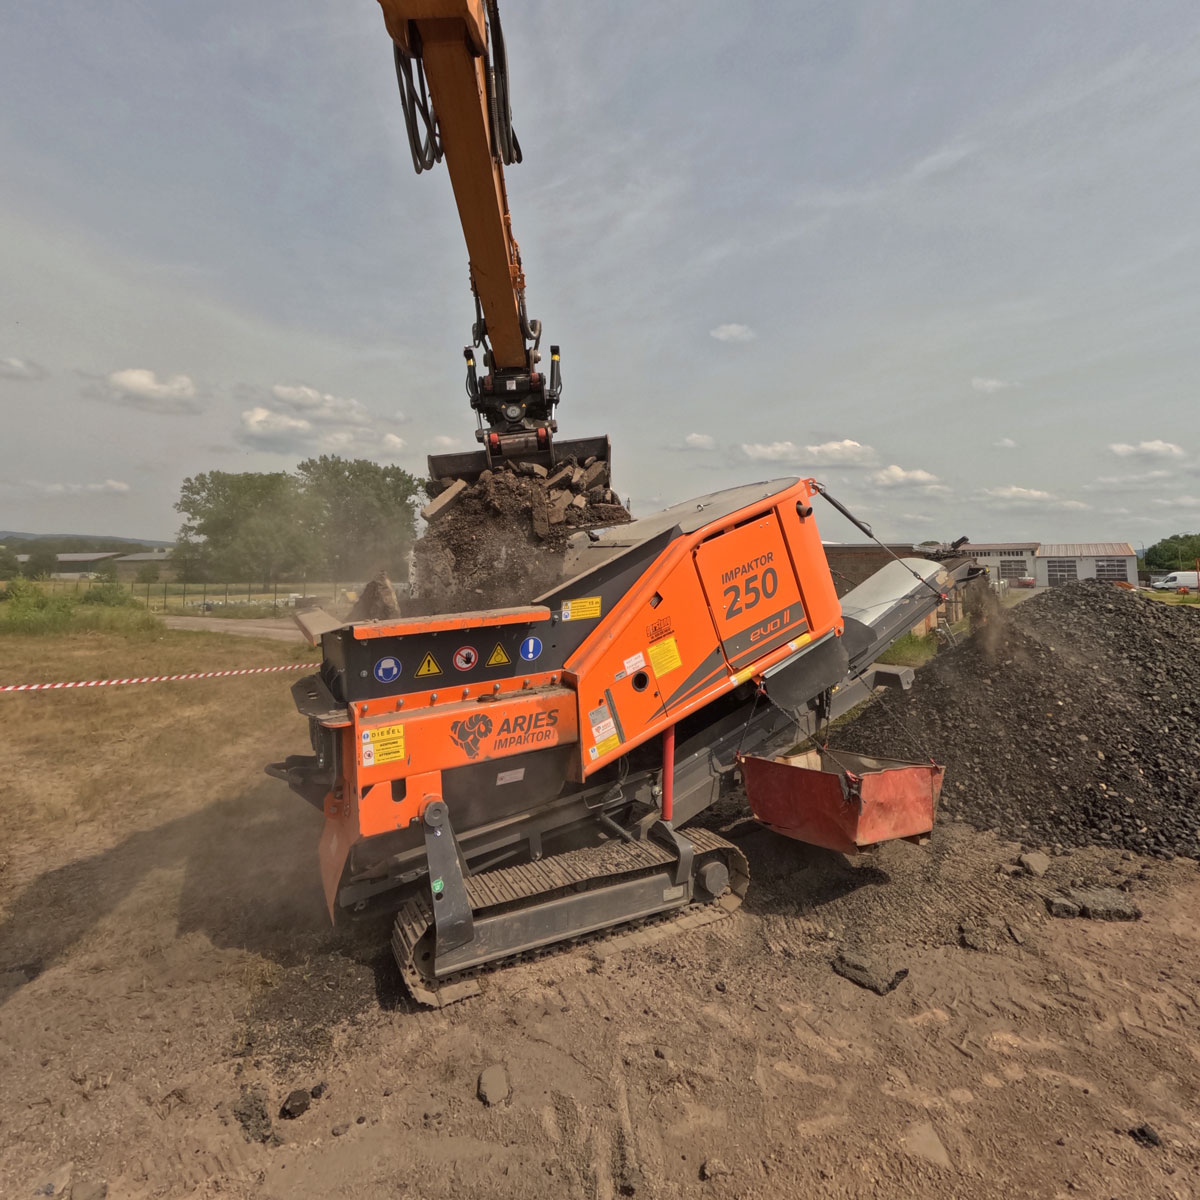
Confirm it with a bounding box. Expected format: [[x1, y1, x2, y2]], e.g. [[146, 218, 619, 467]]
[[449, 712, 493, 759]]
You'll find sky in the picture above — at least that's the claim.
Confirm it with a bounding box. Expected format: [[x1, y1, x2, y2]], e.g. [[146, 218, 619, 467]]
[[1, 1, 1198, 549]]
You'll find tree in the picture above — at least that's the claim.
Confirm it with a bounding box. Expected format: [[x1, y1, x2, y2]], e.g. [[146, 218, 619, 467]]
[[176, 470, 319, 586], [95, 559, 118, 582], [22, 547, 58, 578], [135, 562, 160, 585], [1145, 532, 1200, 572], [295, 456, 422, 581], [0, 548, 19, 580]]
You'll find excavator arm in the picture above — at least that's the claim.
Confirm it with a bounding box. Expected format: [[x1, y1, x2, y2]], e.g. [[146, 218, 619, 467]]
[[378, 0, 608, 482]]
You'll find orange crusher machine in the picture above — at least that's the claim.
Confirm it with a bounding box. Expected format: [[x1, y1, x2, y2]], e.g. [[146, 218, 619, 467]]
[[270, 478, 975, 1004]]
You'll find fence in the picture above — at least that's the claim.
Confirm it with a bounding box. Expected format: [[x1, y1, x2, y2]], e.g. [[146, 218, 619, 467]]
[[28, 578, 356, 617]]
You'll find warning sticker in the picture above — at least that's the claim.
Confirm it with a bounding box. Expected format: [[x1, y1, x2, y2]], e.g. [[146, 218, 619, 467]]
[[561, 596, 602, 622], [594, 733, 621, 757], [587, 701, 617, 744], [360, 722, 405, 767], [648, 635, 682, 677], [415, 652, 442, 678], [623, 650, 646, 674], [453, 645, 478, 671], [486, 642, 511, 667]]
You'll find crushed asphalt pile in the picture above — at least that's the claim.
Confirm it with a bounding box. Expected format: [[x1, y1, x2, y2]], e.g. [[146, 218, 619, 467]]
[[410, 455, 630, 614], [832, 582, 1200, 859]]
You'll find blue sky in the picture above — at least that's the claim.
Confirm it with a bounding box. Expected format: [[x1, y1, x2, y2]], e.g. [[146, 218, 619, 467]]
[[1, 1, 1198, 548]]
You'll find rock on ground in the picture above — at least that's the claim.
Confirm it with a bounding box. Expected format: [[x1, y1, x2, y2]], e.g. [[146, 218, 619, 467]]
[[477, 1064, 511, 1106], [831, 951, 909, 995], [833, 582, 1200, 859]]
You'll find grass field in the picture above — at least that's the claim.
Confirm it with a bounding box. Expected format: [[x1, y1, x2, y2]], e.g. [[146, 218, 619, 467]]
[[0, 625, 318, 836]]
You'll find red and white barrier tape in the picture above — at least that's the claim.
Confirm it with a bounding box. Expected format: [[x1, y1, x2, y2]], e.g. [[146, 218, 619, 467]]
[[0, 663, 309, 693]]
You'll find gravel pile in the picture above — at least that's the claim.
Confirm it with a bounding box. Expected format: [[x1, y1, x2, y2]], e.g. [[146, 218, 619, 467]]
[[832, 582, 1200, 859], [411, 456, 630, 614]]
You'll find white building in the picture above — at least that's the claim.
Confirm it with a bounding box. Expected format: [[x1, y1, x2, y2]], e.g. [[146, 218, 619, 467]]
[[1033, 543, 1137, 586], [961, 542, 1039, 583], [963, 541, 1138, 587]]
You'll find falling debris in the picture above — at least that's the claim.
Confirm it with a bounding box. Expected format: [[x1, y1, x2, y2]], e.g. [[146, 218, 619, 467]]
[[410, 457, 630, 614]]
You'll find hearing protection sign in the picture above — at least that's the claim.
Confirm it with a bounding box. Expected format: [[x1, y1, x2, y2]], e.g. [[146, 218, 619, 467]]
[[360, 723, 405, 767], [415, 652, 442, 679]]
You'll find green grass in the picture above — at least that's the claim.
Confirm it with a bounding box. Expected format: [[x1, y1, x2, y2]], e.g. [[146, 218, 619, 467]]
[[875, 631, 940, 668], [0, 578, 163, 636], [1139, 588, 1200, 606]]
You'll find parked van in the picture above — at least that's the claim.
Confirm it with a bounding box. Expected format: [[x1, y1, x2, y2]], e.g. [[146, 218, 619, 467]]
[[1152, 571, 1199, 590]]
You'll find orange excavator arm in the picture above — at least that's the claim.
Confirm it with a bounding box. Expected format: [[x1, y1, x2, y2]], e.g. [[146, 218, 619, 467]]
[[378, 0, 527, 371], [377, 1, 612, 481]]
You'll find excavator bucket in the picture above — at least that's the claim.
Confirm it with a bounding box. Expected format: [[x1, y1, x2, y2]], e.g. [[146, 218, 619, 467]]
[[428, 434, 611, 485]]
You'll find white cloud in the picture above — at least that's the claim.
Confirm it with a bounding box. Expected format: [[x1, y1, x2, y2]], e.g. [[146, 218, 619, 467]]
[[12, 478, 131, 496], [236, 382, 406, 458], [1082, 469, 1171, 491], [740, 438, 878, 466], [979, 485, 1090, 511], [971, 377, 1019, 394], [240, 407, 312, 441], [994, 437, 1017, 449], [104, 368, 199, 413], [709, 323, 756, 343], [1152, 495, 1200, 509], [871, 464, 939, 488], [0, 356, 48, 380], [428, 434, 463, 449], [1109, 440, 1185, 460], [270, 383, 372, 427], [684, 432, 716, 450]]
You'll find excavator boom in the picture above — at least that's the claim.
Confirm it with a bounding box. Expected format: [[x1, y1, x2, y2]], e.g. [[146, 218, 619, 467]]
[[377, 0, 609, 484]]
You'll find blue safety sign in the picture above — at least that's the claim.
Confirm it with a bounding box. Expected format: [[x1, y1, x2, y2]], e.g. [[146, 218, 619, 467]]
[[373, 656, 402, 683], [519, 636, 543, 662]]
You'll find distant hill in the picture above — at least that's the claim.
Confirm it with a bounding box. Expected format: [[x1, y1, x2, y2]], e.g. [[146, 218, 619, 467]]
[[0, 531, 173, 553]]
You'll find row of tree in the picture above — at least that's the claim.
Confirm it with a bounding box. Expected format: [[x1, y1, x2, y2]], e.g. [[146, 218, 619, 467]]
[[172, 456, 422, 585], [1143, 531, 1200, 572]]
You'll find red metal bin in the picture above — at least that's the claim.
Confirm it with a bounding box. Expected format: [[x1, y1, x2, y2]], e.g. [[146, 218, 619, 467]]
[[739, 749, 944, 854]]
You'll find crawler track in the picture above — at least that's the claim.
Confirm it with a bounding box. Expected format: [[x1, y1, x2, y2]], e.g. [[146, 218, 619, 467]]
[[391, 828, 749, 1006]]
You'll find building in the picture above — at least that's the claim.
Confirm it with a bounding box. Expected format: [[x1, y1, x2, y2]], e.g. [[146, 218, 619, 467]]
[[1033, 543, 1137, 586], [13, 550, 123, 579], [958, 542, 1039, 583], [961, 541, 1138, 587], [115, 549, 176, 582]]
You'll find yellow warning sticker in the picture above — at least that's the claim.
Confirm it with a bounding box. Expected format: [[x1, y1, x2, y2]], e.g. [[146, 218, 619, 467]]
[[361, 723, 405, 767], [415, 652, 442, 678], [486, 642, 511, 667], [647, 635, 682, 677], [560, 595, 602, 622], [594, 733, 621, 757]]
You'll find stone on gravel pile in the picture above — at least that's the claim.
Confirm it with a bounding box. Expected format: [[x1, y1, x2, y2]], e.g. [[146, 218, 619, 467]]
[[832, 581, 1200, 858], [410, 456, 630, 614]]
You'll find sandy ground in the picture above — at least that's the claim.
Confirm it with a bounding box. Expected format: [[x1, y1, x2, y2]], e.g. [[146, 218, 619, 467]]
[[2, 631, 1199, 1199]]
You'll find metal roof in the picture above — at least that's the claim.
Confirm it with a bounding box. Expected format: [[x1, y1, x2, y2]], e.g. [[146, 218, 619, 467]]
[[1036, 543, 1136, 558], [117, 551, 171, 562], [12, 551, 123, 563], [962, 542, 1039, 552]]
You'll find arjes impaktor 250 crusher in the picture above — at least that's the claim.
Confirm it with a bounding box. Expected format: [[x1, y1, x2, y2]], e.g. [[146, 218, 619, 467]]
[[270, 478, 976, 1005]]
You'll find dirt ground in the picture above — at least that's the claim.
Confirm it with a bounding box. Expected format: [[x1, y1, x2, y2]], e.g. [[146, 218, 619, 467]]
[[162, 616, 303, 642], [2, 630, 1199, 1199]]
